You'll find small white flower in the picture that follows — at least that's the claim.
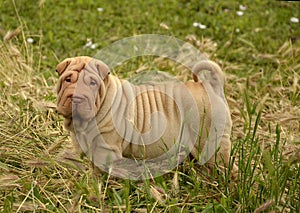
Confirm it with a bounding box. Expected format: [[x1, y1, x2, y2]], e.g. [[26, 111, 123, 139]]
[[193, 22, 206, 29], [27, 37, 34, 44], [235, 28, 240, 33], [83, 39, 97, 49], [193, 22, 199, 27], [198, 24, 207, 29], [97, 8, 103, 12], [84, 39, 93, 48], [239, 5, 247, 11], [290, 17, 299, 23], [236, 11, 244, 16]]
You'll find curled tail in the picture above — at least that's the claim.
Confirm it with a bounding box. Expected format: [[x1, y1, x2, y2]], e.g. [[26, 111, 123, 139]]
[[192, 60, 225, 98]]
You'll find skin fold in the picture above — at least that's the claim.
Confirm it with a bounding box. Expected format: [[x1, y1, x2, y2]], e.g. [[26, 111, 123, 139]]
[[56, 56, 238, 179]]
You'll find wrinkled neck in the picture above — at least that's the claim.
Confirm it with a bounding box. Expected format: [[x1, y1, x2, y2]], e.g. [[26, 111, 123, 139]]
[[96, 75, 124, 123]]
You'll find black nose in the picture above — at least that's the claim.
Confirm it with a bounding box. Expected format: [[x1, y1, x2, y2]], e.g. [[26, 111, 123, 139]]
[[71, 96, 84, 104]]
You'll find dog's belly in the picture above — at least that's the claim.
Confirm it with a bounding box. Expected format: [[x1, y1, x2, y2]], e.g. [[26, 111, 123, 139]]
[[110, 81, 211, 160], [121, 112, 182, 159]]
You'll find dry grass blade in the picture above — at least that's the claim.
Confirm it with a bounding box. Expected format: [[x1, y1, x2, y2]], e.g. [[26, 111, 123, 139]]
[[150, 185, 167, 204], [0, 175, 21, 189], [253, 200, 275, 213], [171, 171, 180, 195], [3, 26, 22, 41]]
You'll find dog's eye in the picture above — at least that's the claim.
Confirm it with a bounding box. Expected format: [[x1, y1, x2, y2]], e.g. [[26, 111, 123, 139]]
[[65, 76, 71, 83], [90, 80, 97, 86]]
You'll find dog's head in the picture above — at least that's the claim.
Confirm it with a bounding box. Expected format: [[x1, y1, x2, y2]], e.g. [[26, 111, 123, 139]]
[[55, 56, 110, 128]]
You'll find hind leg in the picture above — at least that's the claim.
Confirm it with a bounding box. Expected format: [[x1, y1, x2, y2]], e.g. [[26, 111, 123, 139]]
[[207, 133, 238, 179], [190, 132, 238, 179]]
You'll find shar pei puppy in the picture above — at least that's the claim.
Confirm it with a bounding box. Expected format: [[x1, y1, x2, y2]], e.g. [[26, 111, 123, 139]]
[[55, 56, 238, 179]]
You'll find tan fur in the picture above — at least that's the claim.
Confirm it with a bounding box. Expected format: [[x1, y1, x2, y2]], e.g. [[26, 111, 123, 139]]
[[55, 56, 237, 178]]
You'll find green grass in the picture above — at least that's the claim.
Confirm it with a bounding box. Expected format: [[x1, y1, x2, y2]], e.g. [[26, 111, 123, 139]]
[[1, 0, 299, 212]]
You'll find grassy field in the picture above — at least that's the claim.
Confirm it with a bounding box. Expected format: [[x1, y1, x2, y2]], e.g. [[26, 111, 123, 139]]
[[0, 0, 299, 212]]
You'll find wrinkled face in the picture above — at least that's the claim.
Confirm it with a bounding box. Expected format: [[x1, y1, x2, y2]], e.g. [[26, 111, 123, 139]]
[[56, 56, 110, 126]]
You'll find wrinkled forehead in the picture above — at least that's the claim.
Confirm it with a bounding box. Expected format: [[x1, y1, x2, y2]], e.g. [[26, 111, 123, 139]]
[[67, 61, 86, 73], [67, 58, 97, 72], [57, 56, 110, 81], [63, 59, 100, 76]]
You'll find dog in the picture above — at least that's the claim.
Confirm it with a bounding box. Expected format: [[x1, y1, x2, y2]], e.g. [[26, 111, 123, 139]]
[[55, 56, 237, 179]]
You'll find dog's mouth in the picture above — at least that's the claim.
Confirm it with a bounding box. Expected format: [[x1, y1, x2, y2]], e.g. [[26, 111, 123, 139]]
[[71, 109, 90, 119], [58, 90, 99, 125], [69, 109, 93, 121]]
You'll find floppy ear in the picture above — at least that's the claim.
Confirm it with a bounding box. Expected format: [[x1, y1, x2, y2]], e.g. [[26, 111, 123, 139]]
[[95, 60, 110, 80], [56, 58, 71, 76]]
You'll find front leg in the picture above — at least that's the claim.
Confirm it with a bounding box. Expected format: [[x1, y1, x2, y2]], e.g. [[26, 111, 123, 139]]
[[70, 130, 124, 175], [82, 133, 123, 173]]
